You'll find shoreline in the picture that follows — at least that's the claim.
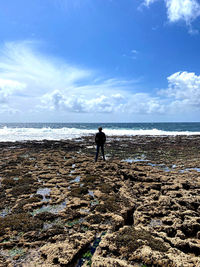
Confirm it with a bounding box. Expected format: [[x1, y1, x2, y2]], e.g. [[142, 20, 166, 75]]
[[0, 136, 199, 266]]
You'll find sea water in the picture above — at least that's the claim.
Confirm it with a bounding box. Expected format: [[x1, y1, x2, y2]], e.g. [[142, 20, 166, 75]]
[[0, 122, 200, 142]]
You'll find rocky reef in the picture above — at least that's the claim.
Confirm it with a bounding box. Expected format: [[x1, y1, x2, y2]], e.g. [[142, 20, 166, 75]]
[[0, 135, 199, 266]]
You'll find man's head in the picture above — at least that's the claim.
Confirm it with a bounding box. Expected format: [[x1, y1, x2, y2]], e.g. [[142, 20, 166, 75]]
[[98, 127, 102, 132]]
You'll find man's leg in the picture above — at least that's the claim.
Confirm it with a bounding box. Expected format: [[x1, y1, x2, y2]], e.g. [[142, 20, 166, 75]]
[[95, 145, 100, 162], [101, 145, 105, 161]]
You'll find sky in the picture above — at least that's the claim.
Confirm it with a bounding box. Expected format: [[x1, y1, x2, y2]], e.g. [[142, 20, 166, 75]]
[[1, 0, 200, 122]]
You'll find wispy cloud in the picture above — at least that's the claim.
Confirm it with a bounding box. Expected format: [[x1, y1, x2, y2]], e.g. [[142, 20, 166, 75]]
[[131, 49, 138, 54], [142, 0, 200, 33], [122, 49, 139, 60], [143, 0, 159, 7], [0, 41, 91, 96], [0, 40, 199, 119], [52, 0, 94, 13], [0, 78, 26, 103], [0, 41, 141, 115]]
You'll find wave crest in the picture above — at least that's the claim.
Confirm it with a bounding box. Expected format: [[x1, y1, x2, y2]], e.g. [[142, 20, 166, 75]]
[[0, 126, 199, 142]]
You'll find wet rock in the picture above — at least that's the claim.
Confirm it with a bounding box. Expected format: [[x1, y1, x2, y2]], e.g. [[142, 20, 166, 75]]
[[181, 221, 200, 238], [0, 213, 43, 235], [0, 137, 200, 266], [39, 231, 95, 265], [92, 256, 134, 267], [34, 212, 59, 221]]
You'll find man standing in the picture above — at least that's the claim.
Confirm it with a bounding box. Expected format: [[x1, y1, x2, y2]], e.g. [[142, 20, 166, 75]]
[[95, 127, 106, 162]]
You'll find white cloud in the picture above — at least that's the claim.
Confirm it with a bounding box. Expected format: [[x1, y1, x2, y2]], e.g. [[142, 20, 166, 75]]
[[0, 79, 26, 93], [43, 69, 200, 115], [1, 40, 199, 120], [166, 0, 200, 24], [40, 89, 165, 115], [0, 78, 26, 104], [40, 89, 127, 113], [143, 0, 200, 31], [0, 41, 141, 115], [124, 93, 166, 114], [160, 71, 200, 111], [0, 41, 91, 96], [0, 101, 19, 114]]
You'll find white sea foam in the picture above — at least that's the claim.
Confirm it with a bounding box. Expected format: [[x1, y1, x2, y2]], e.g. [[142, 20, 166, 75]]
[[0, 126, 200, 142], [0, 126, 95, 142]]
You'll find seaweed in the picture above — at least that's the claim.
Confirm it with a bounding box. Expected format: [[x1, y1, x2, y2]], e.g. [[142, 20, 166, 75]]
[[8, 247, 26, 259], [0, 213, 43, 235], [2, 177, 17, 188], [10, 184, 32, 197], [96, 195, 120, 212], [71, 186, 88, 197], [99, 183, 112, 194], [116, 226, 168, 254], [13, 195, 43, 213], [77, 233, 105, 266]]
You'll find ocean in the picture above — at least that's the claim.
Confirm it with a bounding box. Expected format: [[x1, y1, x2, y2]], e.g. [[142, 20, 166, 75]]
[[0, 122, 200, 142]]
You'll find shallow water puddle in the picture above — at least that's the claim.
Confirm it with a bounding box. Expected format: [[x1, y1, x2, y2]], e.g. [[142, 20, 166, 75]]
[[70, 176, 81, 183], [86, 145, 94, 149], [79, 208, 90, 214], [69, 169, 76, 176], [43, 218, 64, 230], [88, 190, 94, 198], [0, 207, 12, 217], [122, 158, 135, 163], [90, 199, 99, 207], [37, 178, 43, 183], [36, 188, 51, 201], [76, 232, 106, 267], [179, 167, 200, 173], [32, 199, 67, 216], [29, 157, 36, 161], [122, 158, 176, 172], [147, 162, 175, 172], [0, 247, 26, 259], [20, 153, 30, 159], [76, 231, 147, 267], [122, 154, 148, 163], [149, 219, 163, 228], [133, 158, 149, 162], [66, 217, 84, 227], [68, 163, 76, 176]]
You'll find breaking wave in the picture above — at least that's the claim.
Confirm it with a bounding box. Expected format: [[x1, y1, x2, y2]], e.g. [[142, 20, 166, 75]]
[[0, 125, 200, 142]]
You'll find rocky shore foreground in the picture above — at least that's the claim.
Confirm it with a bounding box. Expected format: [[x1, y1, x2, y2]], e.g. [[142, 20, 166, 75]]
[[0, 135, 199, 267]]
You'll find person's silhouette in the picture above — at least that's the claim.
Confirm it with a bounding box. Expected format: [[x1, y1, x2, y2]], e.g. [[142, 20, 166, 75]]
[[95, 127, 106, 162]]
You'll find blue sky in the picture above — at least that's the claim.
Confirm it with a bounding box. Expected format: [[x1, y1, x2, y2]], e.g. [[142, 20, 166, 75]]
[[1, 0, 200, 122]]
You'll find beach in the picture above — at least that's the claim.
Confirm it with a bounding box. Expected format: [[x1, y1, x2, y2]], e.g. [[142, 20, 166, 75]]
[[0, 135, 199, 266]]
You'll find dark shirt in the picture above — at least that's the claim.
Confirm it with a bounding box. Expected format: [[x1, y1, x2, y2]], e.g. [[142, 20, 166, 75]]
[[95, 132, 106, 145]]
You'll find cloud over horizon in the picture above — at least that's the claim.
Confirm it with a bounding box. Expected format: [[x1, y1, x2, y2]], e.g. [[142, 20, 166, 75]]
[[160, 71, 200, 111], [0, 41, 199, 120]]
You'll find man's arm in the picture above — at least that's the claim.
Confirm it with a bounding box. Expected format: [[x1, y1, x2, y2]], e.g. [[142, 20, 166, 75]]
[[103, 133, 106, 143], [95, 133, 99, 144]]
